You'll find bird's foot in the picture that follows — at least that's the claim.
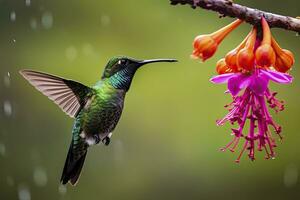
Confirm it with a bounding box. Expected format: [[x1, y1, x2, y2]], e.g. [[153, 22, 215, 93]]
[[93, 135, 101, 145], [102, 137, 110, 146]]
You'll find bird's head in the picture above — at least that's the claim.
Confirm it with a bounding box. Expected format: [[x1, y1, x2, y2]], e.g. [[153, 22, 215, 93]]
[[101, 56, 177, 91], [101, 56, 177, 79]]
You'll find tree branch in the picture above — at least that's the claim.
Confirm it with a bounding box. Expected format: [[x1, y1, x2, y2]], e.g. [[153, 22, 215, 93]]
[[170, 0, 300, 33]]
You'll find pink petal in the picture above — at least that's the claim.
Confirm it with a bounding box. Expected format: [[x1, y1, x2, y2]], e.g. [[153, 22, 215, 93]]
[[249, 75, 268, 95], [210, 73, 236, 84], [228, 74, 250, 96], [260, 70, 293, 84]]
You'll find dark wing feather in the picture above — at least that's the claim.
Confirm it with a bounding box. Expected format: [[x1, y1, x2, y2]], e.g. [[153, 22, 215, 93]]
[[20, 69, 93, 118]]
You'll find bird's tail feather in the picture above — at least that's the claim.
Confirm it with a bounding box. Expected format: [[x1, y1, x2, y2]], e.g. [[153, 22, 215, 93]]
[[60, 142, 87, 185]]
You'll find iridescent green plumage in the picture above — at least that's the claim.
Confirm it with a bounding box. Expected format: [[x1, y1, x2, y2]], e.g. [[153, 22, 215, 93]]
[[20, 56, 177, 185]]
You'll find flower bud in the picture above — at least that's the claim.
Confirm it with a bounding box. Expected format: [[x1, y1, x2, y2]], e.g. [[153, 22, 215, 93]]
[[192, 35, 218, 61], [225, 49, 239, 71], [225, 32, 251, 71], [216, 58, 232, 74], [255, 44, 276, 67], [255, 18, 276, 68], [192, 19, 243, 61], [237, 27, 257, 71], [271, 37, 295, 72]]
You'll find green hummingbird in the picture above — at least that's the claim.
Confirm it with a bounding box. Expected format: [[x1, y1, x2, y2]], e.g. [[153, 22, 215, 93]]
[[20, 56, 177, 185]]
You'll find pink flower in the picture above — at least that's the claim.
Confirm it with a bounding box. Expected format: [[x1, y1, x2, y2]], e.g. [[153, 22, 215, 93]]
[[210, 69, 292, 162]]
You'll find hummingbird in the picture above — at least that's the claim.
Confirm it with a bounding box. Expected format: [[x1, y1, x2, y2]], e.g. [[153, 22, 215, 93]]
[[20, 56, 177, 185]]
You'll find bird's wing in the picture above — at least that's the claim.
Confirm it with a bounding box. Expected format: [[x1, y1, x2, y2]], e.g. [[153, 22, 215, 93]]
[[20, 69, 94, 118]]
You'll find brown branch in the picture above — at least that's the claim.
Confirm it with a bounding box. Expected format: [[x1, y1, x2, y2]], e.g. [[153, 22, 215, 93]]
[[170, 0, 300, 33]]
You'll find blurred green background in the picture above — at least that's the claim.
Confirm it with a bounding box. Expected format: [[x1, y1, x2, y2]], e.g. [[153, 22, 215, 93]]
[[0, 0, 300, 199]]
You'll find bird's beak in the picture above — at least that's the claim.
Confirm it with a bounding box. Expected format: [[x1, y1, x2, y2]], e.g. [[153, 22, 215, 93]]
[[137, 58, 178, 67]]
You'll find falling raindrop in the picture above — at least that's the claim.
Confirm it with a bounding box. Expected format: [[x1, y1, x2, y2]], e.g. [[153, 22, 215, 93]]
[[58, 184, 67, 195], [25, 0, 31, 7], [33, 167, 48, 187], [10, 11, 16, 22], [101, 15, 111, 26], [41, 12, 53, 29], [283, 164, 298, 187], [29, 18, 37, 30], [65, 46, 78, 61], [0, 143, 6, 156], [3, 100, 12, 116], [4, 72, 11, 87], [6, 176, 15, 186], [18, 185, 31, 200]]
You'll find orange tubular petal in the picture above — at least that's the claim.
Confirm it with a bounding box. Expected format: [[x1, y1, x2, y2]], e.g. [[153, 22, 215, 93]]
[[255, 44, 276, 68], [191, 35, 218, 61], [237, 49, 255, 71], [271, 37, 295, 72], [237, 27, 257, 71], [216, 58, 232, 74], [192, 19, 243, 62], [225, 32, 252, 71], [261, 17, 271, 45], [225, 50, 239, 71], [255, 17, 276, 68], [211, 19, 243, 44]]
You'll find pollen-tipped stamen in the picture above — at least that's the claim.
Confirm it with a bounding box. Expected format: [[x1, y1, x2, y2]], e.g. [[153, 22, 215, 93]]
[[235, 141, 249, 163]]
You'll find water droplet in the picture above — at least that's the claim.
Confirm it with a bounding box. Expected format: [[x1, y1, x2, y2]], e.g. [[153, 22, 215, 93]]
[[0, 143, 6, 156], [10, 11, 16, 22], [41, 12, 53, 29], [18, 185, 31, 200], [101, 15, 111, 26], [29, 18, 37, 30], [33, 167, 48, 187], [4, 72, 11, 87], [25, 0, 31, 7], [65, 46, 78, 61], [283, 164, 298, 187], [6, 176, 14, 186], [12, 39, 16, 43], [58, 184, 67, 195], [3, 101, 12, 116]]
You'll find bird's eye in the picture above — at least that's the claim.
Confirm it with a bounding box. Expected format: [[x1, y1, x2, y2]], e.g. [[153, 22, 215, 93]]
[[118, 60, 126, 65]]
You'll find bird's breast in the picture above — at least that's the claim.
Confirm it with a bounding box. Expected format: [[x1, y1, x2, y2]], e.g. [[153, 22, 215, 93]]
[[81, 88, 125, 137]]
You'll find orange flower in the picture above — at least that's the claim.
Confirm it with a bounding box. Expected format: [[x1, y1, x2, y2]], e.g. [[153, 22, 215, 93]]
[[271, 37, 295, 72], [192, 19, 243, 61], [225, 32, 251, 71], [237, 27, 257, 71], [216, 58, 232, 74], [192, 35, 218, 61], [255, 17, 276, 68]]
